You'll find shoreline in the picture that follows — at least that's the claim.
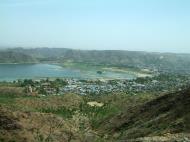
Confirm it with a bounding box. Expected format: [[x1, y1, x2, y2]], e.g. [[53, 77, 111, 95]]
[[0, 63, 153, 82]]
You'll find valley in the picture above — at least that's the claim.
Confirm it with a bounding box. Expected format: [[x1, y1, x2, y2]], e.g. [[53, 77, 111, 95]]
[[1, 0, 190, 141], [0, 48, 190, 142]]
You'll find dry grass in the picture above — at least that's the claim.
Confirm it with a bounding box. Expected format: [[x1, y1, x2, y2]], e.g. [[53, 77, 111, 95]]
[[0, 86, 25, 96], [15, 93, 84, 111], [0, 105, 85, 142]]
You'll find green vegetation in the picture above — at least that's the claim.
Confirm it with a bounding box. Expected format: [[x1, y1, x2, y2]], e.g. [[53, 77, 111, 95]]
[[0, 83, 190, 141], [0, 84, 156, 141]]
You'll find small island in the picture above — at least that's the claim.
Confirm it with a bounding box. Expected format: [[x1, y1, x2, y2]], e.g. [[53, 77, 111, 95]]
[[97, 70, 103, 74]]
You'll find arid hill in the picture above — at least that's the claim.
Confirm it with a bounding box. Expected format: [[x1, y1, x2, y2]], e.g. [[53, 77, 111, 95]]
[[100, 88, 190, 141], [0, 87, 190, 141]]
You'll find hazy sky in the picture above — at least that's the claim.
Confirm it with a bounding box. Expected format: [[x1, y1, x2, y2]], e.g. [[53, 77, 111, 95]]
[[0, 0, 190, 53]]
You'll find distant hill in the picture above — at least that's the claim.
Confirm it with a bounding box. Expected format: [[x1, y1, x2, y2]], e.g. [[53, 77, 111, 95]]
[[0, 50, 36, 63], [1, 48, 190, 72]]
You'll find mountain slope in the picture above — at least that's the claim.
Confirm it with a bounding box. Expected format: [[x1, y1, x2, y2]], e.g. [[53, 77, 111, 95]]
[[0, 51, 36, 63], [1, 48, 190, 72], [100, 88, 190, 141]]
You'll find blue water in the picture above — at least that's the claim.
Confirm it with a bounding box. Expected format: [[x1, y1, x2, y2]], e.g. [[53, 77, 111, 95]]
[[0, 64, 135, 81]]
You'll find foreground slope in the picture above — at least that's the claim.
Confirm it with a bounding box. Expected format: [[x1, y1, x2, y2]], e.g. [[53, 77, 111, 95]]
[[101, 88, 190, 141], [0, 86, 190, 141]]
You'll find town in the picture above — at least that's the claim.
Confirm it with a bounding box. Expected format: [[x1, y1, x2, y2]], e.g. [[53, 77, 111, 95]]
[[13, 73, 190, 96]]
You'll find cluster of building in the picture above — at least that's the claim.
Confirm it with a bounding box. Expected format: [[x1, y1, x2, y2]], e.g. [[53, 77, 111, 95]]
[[24, 73, 190, 96]]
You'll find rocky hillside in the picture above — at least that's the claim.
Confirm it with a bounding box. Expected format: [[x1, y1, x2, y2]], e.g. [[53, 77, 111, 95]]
[[100, 88, 190, 141]]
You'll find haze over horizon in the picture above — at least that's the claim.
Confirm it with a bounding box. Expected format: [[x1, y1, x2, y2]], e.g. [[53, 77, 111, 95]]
[[1, 0, 190, 53]]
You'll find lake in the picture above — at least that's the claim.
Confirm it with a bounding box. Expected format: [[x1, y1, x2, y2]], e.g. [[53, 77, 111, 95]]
[[0, 64, 136, 81]]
